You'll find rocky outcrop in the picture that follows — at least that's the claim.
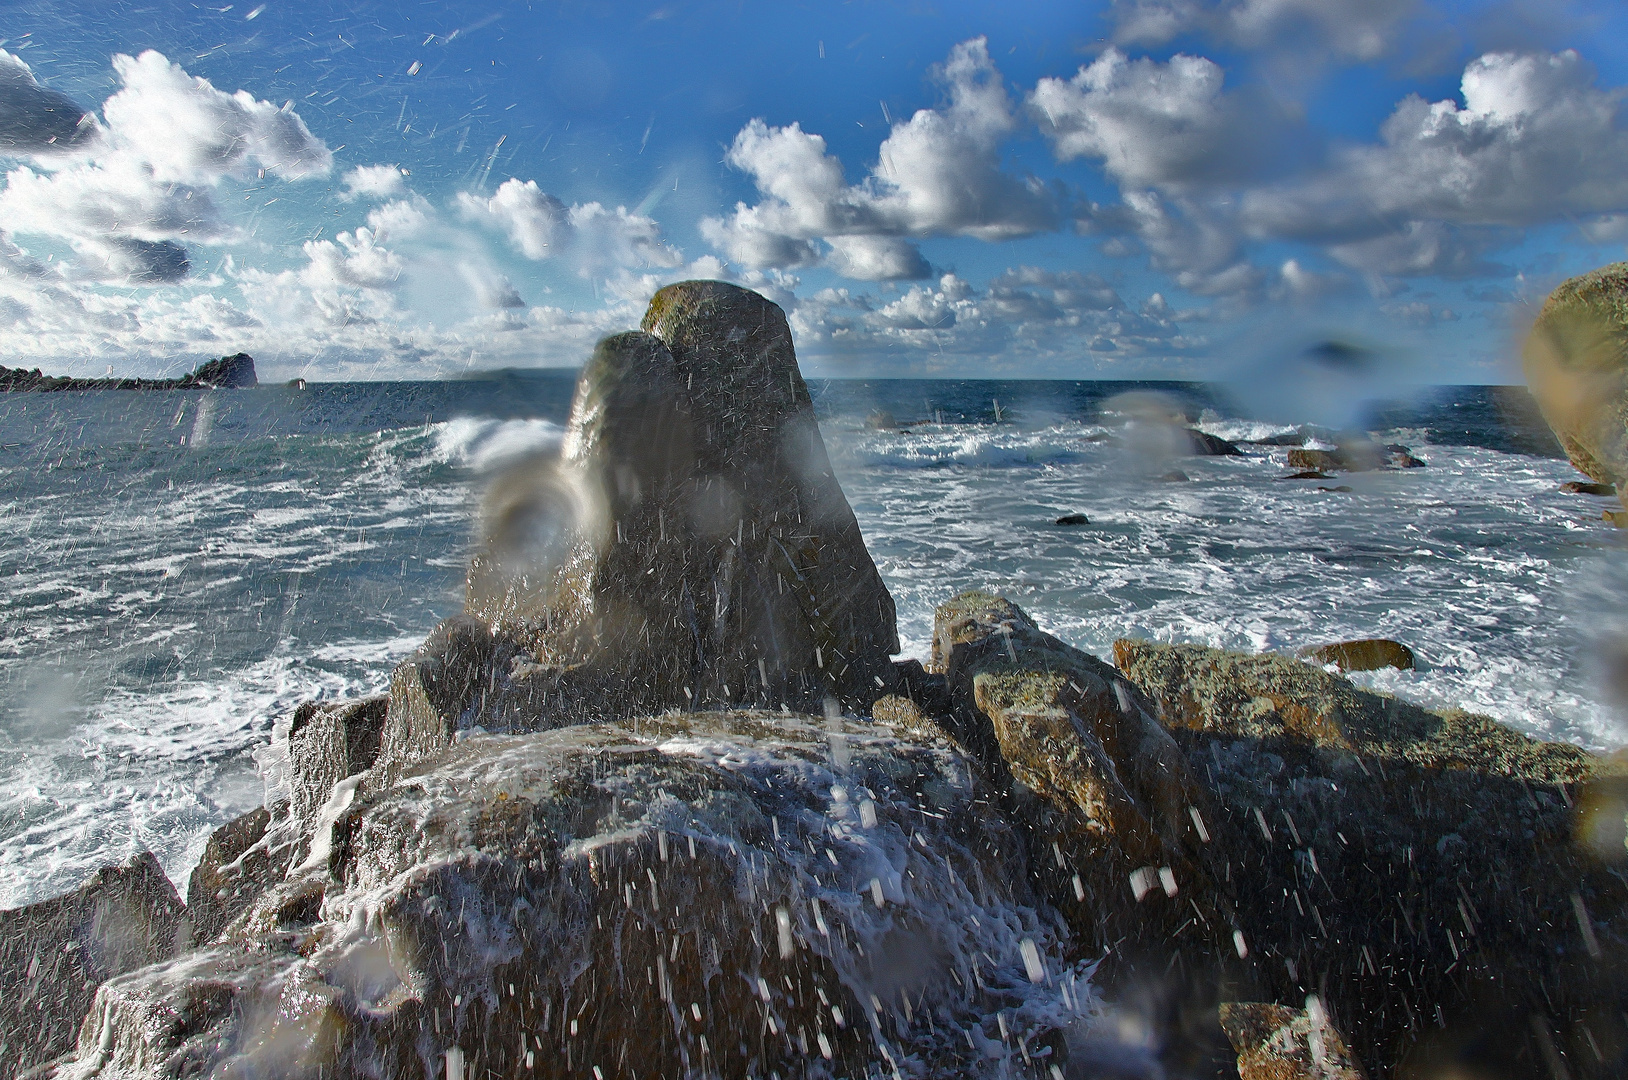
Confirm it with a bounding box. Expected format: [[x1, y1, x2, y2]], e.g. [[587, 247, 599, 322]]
[[1287, 443, 1424, 473], [0, 852, 183, 1074], [1296, 638, 1416, 672], [60, 711, 1090, 1079], [0, 353, 257, 391], [390, 286, 899, 779], [1184, 429, 1243, 456], [1524, 262, 1628, 499], [1114, 637, 1626, 1076], [1561, 480, 1617, 496]]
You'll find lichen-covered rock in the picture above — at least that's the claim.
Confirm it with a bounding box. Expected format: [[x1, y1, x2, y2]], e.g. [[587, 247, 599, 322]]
[[928, 592, 1221, 963], [1295, 638, 1415, 673], [0, 852, 183, 1074], [58, 711, 1094, 1079], [1523, 262, 1628, 497], [1220, 1000, 1365, 1080], [1115, 637, 1627, 1075]]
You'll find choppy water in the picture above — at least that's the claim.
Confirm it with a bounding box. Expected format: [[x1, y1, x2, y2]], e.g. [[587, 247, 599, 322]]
[[1, 374, 1622, 908]]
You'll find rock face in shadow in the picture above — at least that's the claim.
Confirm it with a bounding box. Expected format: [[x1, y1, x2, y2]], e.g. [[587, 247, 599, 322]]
[[1523, 262, 1628, 499], [63, 712, 1093, 1080], [1115, 637, 1626, 1077], [391, 283, 899, 775], [0, 852, 183, 1074]]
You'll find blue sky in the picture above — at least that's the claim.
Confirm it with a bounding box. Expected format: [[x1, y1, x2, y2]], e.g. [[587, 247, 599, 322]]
[[2, 0, 1628, 381]]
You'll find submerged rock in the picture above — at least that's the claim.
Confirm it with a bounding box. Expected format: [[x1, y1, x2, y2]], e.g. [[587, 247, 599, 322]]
[[1055, 513, 1090, 526], [1561, 480, 1618, 496], [0, 852, 183, 1074], [1296, 638, 1416, 673]]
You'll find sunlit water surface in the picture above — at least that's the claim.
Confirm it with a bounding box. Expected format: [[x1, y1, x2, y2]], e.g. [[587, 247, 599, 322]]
[[1, 375, 1622, 907]]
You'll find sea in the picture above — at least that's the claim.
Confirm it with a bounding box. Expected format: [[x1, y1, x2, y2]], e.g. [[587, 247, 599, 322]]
[[2, 373, 1624, 909]]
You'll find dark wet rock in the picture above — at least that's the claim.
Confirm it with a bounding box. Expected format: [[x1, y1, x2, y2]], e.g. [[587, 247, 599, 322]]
[[1250, 432, 1310, 446], [0, 852, 184, 1074], [1287, 448, 1344, 472], [1055, 512, 1090, 525], [287, 695, 388, 824], [1159, 470, 1189, 482], [1280, 470, 1333, 480], [1289, 444, 1424, 472], [1383, 443, 1426, 468], [1220, 1000, 1366, 1079], [1316, 485, 1354, 493], [0, 354, 257, 392], [1113, 637, 1627, 1075], [59, 711, 1084, 1080], [1561, 480, 1617, 495], [1297, 638, 1416, 672], [1184, 429, 1243, 456], [865, 409, 898, 430], [1523, 262, 1628, 500]]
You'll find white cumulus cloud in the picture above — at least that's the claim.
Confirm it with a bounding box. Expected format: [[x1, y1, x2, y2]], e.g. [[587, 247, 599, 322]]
[[457, 178, 682, 275], [701, 37, 1057, 280]]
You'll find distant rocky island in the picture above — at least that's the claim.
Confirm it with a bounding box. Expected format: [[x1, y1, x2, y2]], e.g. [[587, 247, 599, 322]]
[[0, 352, 257, 391]]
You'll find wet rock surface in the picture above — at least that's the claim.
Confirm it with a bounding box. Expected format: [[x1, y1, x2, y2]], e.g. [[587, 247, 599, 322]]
[[0, 852, 184, 1075], [397, 284, 899, 772], [63, 712, 1092, 1080], [1220, 1000, 1365, 1080]]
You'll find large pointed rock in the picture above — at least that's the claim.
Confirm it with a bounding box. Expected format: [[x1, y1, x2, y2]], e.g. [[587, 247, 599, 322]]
[[639, 281, 899, 706], [392, 285, 900, 774]]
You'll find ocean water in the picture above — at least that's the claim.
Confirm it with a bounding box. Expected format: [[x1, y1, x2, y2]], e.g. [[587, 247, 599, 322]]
[[0, 374, 1622, 909]]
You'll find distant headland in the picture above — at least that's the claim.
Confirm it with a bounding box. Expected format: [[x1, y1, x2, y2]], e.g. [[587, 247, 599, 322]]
[[0, 353, 257, 392]]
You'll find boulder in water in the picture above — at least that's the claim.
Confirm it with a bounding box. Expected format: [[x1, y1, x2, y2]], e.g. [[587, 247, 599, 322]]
[[0, 852, 183, 1075], [1184, 429, 1243, 456], [1561, 480, 1617, 495], [1296, 638, 1416, 672], [1055, 512, 1089, 525]]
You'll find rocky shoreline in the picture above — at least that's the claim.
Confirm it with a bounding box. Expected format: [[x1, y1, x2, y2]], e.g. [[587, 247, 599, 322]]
[[4, 283, 1625, 1079], [0, 353, 258, 392]]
